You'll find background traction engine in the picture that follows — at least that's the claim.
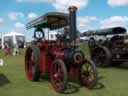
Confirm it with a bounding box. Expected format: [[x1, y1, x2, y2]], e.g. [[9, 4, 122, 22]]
[[25, 6, 97, 93], [80, 27, 128, 67]]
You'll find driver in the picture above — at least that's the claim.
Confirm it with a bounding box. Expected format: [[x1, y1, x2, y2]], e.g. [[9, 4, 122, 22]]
[[56, 27, 71, 48], [56, 27, 70, 42]]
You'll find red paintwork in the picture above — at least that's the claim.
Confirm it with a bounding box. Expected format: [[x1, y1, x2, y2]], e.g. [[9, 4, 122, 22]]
[[29, 40, 80, 80], [25, 38, 97, 92], [24, 28, 98, 92], [32, 40, 64, 74], [69, 67, 77, 78]]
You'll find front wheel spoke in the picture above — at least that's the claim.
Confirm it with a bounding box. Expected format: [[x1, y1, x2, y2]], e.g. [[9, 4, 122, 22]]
[[86, 70, 94, 80], [82, 76, 88, 82], [81, 71, 88, 77], [89, 71, 94, 75], [81, 74, 86, 78], [83, 65, 88, 70], [88, 71, 94, 76], [80, 65, 94, 81], [87, 66, 93, 71]]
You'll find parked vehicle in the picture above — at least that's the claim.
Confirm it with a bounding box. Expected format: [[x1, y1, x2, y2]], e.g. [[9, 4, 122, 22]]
[[81, 27, 128, 67], [25, 6, 98, 93]]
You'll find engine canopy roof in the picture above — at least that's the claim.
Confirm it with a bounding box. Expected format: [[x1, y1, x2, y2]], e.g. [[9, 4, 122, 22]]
[[26, 12, 69, 30]]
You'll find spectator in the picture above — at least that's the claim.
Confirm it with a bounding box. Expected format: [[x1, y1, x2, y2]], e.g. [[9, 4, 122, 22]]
[[4, 42, 11, 56]]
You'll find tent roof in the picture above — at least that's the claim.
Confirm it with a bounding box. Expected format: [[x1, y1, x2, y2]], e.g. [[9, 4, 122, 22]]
[[3, 32, 24, 37]]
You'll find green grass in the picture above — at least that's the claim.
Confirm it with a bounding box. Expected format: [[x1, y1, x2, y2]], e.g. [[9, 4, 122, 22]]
[[0, 44, 128, 96]]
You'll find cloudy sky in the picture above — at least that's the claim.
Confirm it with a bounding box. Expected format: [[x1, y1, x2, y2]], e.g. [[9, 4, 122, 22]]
[[0, 0, 128, 41]]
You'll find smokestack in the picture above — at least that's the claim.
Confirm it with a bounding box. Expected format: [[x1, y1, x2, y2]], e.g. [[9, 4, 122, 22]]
[[68, 6, 77, 41]]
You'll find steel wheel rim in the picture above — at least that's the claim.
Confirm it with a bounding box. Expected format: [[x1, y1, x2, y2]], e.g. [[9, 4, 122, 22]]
[[79, 61, 96, 88], [25, 48, 36, 80]]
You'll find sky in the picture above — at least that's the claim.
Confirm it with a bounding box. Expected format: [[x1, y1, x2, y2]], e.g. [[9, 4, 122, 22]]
[[0, 0, 128, 41]]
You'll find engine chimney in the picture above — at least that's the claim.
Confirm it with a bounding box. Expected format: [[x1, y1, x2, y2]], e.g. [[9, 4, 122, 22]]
[[68, 6, 77, 41]]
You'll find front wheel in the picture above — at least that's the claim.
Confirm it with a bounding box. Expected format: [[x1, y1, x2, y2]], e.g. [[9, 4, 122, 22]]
[[79, 60, 97, 89], [50, 59, 68, 93]]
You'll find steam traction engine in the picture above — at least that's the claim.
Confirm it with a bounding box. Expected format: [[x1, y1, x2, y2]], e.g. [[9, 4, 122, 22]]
[[25, 6, 97, 93], [81, 27, 128, 67]]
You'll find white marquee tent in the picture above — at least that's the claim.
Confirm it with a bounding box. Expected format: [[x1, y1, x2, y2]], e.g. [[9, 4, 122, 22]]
[[1, 32, 26, 48]]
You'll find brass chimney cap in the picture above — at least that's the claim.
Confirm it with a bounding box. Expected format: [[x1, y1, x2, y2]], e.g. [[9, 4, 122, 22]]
[[68, 6, 77, 11]]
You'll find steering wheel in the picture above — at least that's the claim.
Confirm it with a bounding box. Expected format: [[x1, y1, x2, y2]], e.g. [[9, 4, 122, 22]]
[[34, 28, 45, 40]]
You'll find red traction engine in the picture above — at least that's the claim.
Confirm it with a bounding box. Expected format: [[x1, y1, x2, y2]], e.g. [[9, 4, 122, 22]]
[[25, 6, 97, 93]]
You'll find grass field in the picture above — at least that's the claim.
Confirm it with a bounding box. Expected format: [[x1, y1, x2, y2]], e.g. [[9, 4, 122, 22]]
[[0, 43, 128, 96]]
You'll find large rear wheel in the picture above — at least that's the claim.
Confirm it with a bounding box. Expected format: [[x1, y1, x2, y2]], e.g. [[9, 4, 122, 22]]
[[25, 45, 40, 81], [50, 59, 68, 93], [91, 46, 112, 67], [79, 60, 97, 89]]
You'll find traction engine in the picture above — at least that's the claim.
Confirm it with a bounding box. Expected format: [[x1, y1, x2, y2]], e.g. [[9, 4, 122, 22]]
[[25, 6, 97, 93]]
